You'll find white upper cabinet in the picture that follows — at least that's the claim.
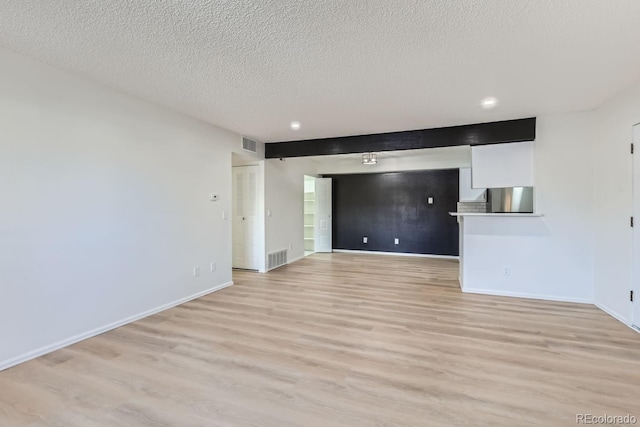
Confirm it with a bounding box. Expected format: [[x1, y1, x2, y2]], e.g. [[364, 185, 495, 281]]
[[471, 141, 534, 188]]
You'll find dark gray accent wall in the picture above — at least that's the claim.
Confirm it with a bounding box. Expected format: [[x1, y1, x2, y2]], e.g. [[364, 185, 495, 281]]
[[326, 169, 459, 256]]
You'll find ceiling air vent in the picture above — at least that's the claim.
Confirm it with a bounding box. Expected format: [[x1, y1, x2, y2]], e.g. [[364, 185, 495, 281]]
[[242, 136, 258, 153]]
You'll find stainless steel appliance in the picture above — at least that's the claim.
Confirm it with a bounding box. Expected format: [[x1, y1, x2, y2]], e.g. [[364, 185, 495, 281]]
[[488, 187, 534, 213]]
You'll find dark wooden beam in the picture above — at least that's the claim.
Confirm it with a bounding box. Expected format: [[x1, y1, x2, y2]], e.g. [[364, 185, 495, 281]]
[[265, 117, 536, 158]]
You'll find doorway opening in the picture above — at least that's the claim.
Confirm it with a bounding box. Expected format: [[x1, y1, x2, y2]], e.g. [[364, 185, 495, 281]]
[[304, 175, 316, 257], [303, 175, 332, 255]]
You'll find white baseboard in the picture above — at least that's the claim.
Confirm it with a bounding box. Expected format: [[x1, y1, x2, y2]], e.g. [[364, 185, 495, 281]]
[[332, 249, 459, 260], [0, 281, 233, 372], [593, 302, 638, 333], [594, 302, 629, 324], [462, 287, 592, 304]]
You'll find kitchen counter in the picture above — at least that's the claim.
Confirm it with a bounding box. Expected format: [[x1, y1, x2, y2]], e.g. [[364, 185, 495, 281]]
[[454, 212, 555, 300]]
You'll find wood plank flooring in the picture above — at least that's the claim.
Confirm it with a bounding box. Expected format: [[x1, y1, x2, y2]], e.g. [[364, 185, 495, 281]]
[[1, 253, 639, 426]]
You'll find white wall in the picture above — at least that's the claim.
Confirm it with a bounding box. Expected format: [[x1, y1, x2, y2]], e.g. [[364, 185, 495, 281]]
[[461, 113, 596, 303], [459, 168, 486, 202], [592, 79, 640, 324], [0, 48, 258, 370], [265, 158, 318, 264], [315, 146, 470, 175]]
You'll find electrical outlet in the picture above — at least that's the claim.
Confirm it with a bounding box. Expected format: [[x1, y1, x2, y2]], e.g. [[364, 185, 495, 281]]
[[222, 210, 228, 220], [289, 243, 293, 251], [210, 262, 216, 272], [394, 238, 399, 245], [363, 236, 368, 243], [193, 266, 200, 277], [503, 266, 511, 277], [428, 197, 434, 204]]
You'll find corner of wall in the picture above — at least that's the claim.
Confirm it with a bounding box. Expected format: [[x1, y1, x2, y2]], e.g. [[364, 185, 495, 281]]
[[264, 157, 319, 263], [591, 77, 640, 326]]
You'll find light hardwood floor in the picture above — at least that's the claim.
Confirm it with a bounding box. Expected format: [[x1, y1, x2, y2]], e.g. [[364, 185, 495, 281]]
[[1, 253, 639, 426]]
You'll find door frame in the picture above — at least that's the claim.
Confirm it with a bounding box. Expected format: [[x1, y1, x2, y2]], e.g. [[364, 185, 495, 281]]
[[231, 158, 266, 272], [632, 123, 640, 329]]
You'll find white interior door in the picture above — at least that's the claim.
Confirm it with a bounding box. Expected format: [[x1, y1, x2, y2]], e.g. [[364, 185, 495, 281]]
[[232, 165, 259, 270], [633, 124, 640, 328], [315, 177, 332, 253]]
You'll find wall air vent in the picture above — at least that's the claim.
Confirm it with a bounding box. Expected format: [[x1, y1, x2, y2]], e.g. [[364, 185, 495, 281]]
[[267, 249, 288, 271], [242, 136, 258, 153]]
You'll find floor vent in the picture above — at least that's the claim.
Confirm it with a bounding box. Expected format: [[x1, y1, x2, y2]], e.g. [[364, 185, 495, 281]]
[[267, 249, 288, 271], [242, 136, 258, 153]]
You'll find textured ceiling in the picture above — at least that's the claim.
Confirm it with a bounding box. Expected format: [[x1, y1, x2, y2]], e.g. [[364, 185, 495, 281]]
[[1, 1, 640, 142]]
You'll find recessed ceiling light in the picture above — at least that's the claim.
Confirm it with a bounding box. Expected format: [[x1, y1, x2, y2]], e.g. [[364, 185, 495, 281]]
[[481, 97, 498, 109], [290, 121, 301, 130]]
